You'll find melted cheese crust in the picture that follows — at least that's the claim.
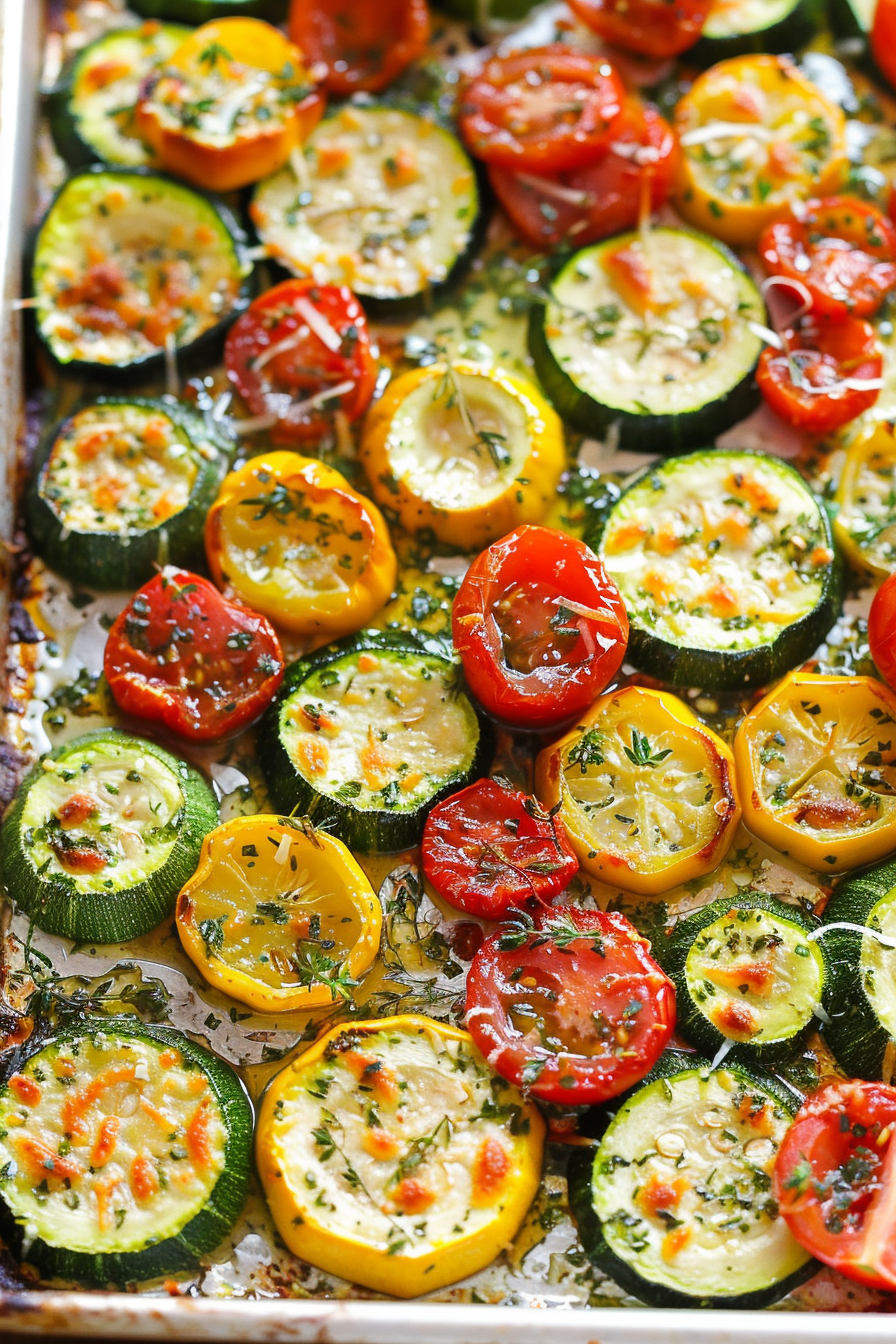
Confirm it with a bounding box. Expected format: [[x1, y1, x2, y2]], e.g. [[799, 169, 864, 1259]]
[[251, 107, 478, 300], [266, 1026, 527, 1253], [144, 45, 309, 145], [546, 231, 763, 416], [593, 1068, 808, 1298], [685, 907, 823, 1044], [41, 404, 197, 535], [20, 742, 184, 894], [601, 454, 832, 653], [0, 1033, 225, 1254], [280, 650, 480, 813], [35, 173, 243, 365]]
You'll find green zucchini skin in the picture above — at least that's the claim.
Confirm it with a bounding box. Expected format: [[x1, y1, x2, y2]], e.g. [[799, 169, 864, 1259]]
[[434, 0, 542, 18], [568, 1056, 816, 1310], [259, 630, 492, 852], [28, 168, 256, 385], [130, 0, 287, 20], [47, 23, 191, 170], [819, 856, 896, 1080], [527, 231, 763, 456], [0, 1018, 252, 1286], [25, 398, 229, 592], [591, 450, 843, 693], [828, 0, 874, 38], [691, 0, 822, 63], [659, 895, 826, 1065], [0, 731, 218, 944]]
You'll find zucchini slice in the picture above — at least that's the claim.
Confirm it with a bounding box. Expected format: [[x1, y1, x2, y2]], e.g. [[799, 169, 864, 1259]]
[[131, 0, 287, 19], [529, 229, 764, 453], [818, 856, 896, 1080], [567, 1060, 814, 1308], [259, 632, 490, 852], [692, 0, 821, 63], [828, 0, 874, 38], [27, 398, 228, 591], [0, 730, 218, 944], [251, 105, 484, 317], [30, 169, 254, 381], [0, 1018, 251, 1286], [256, 1015, 544, 1298], [48, 22, 190, 170], [662, 896, 826, 1063], [435, 0, 541, 14], [595, 449, 842, 692]]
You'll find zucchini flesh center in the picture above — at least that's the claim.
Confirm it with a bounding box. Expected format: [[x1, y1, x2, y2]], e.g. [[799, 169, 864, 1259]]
[[42, 404, 197, 535], [592, 1069, 809, 1297], [71, 26, 187, 167], [20, 744, 184, 894], [279, 651, 480, 812], [703, 0, 799, 38], [684, 907, 823, 1044], [386, 374, 529, 510], [860, 886, 896, 1037], [0, 1034, 226, 1254], [601, 456, 830, 654]]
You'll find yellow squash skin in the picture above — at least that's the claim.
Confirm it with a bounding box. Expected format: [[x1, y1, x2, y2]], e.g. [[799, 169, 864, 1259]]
[[256, 1015, 545, 1297], [359, 362, 565, 549], [536, 685, 741, 896], [176, 815, 382, 1013], [135, 19, 324, 192], [205, 450, 397, 642], [834, 422, 896, 578], [734, 671, 896, 872], [674, 55, 848, 247]]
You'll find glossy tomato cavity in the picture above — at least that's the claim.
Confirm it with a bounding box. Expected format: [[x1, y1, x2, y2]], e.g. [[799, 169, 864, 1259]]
[[465, 906, 675, 1105]]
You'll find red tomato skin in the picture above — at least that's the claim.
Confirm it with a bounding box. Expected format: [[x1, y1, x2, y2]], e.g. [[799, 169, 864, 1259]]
[[759, 198, 896, 320], [756, 315, 883, 435], [421, 778, 579, 920], [489, 99, 676, 249], [104, 568, 284, 742], [870, 573, 896, 689], [288, 0, 429, 95], [465, 906, 675, 1106], [224, 279, 378, 446], [567, 0, 712, 58], [873, 0, 896, 95], [452, 526, 629, 731], [774, 1077, 896, 1291], [459, 47, 625, 174]]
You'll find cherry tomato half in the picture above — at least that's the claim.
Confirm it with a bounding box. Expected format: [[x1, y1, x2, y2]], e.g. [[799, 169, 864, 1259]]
[[421, 778, 579, 920], [459, 47, 624, 174], [774, 1078, 896, 1291], [288, 0, 429, 96], [465, 906, 675, 1106], [224, 279, 378, 446], [104, 567, 284, 742], [873, 0, 896, 97], [870, 572, 896, 689], [452, 525, 629, 731], [760, 197, 896, 320], [756, 313, 883, 436], [567, 0, 712, 59], [489, 99, 676, 250]]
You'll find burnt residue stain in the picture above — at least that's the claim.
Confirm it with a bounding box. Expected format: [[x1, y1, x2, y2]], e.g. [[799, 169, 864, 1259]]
[[0, 739, 27, 811], [7, 603, 42, 646]]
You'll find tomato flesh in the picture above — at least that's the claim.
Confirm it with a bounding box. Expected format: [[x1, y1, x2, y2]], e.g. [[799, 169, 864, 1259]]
[[756, 313, 882, 435], [421, 778, 579, 920], [465, 906, 675, 1105], [288, 0, 429, 95], [567, 0, 712, 58], [870, 572, 896, 689], [224, 279, 378, 446], [459, 47, 624, 174], [760, 197, 896, 319], [104, 567, 284, 741], [490, 99, 676, 250], [452, 525, 628, 730], [774, 1078, 896, 1290]]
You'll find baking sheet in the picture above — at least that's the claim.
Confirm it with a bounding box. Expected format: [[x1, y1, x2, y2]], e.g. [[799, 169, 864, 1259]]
[[0, 0, 894, 1338]]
